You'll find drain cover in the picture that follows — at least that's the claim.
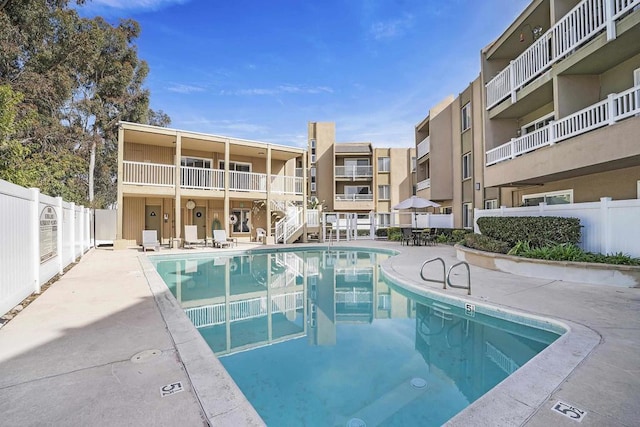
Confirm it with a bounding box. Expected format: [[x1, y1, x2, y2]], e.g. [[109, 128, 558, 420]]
[[410, 377, 427, 389], [347, 418, 366, 427], [130, 349, 162, 363]]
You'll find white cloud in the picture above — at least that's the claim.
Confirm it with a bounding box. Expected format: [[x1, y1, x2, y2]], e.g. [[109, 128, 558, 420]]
[[79, 0, 190, 12], [370, 14, 414, 40], [167, 83, 206, 94], [230, 85, 333, 96]]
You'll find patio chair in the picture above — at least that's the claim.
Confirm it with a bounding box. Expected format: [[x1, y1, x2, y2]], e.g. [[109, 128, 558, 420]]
[[142, 230, 160, 251], [213, 229, 236, 248], [420, 228, 437, 246], [400, 227, 414, 246], [184, 225, 204, 248], [256, 227, 266, 244]]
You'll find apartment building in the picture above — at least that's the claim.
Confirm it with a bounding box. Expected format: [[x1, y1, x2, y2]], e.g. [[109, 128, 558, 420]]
[[115, 122, 306, 248], [482, 0, 640, 207], [308, 122, 416, 226], [415, 77, 485, 228]]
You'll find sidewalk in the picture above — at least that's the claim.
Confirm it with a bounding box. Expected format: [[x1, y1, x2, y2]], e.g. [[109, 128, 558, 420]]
[[0, 243, 638, 426]]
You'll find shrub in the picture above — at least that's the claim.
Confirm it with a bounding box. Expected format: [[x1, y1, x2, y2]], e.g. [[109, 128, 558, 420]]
[[387, 227, 402, 242], [375, 228, 388, 237], [477, 216, 581, 247], [463, 233, 511, 254], [451, 229, 472, 243], [508, 241, 640, 265]]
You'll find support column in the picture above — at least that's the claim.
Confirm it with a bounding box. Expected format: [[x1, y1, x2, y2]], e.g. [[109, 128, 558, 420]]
[[174, 132, 182, 239], [266, 146, 272, 241], [302, 151, 308, 243], [116, 125, 124, 242], [224, 139, 230, 234]]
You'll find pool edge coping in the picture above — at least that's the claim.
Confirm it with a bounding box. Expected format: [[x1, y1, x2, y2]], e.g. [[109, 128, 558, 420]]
[[138, 254, 266, 427], [141, 244, 602, 426], [380, 255, 602, 427]]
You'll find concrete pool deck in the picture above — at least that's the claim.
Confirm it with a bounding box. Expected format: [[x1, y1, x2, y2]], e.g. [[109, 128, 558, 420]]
[[0, 242, 638, 426]]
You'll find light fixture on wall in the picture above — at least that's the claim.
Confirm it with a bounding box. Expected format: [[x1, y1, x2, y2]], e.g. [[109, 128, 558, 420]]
[[475, 182, 481, 191], [186, 199, 195, 210], [519, 23, 544, 42]]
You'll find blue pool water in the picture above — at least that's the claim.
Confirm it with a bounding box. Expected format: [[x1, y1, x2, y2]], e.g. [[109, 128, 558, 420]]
[[152, 248, 561, 426]]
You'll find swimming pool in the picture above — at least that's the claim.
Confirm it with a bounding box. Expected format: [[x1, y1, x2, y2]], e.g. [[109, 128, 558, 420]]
[[151, 248, 561, 426]]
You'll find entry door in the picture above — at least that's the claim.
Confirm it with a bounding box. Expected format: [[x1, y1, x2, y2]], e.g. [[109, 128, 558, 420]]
[[145, 206, 161, 239], [193, 206, 207, 239]]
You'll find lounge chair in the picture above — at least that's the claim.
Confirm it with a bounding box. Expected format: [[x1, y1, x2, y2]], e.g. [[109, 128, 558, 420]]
[[142, 230, 160, 251], [256, 227, 266, 243], [213, 229, 236, 248], [184, 225, 204, 248]]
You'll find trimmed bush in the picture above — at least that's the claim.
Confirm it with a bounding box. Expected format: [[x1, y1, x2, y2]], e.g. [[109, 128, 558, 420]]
[[508, 241, 640, 265], [477, 216, 580, 247], [375, 227, 388, 237], [463, 233, 511, 254], [387, 227, 402, 242]]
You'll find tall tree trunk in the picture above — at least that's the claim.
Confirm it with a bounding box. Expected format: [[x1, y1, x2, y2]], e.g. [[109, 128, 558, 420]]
[[89, 137, 96, 204]]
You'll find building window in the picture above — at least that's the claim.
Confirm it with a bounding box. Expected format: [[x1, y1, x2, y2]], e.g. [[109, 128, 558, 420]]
[[521, 113, 554, 135], [310, 139, 316, 148], [411, 157, 416, 172], [441, 206, 452, 214], [181, 157, 212, 168], [377, 213, 391, 227], [310, 182, 316, 192], [523, 190, 573, 206], [344, 185, 370, 200], [231, 209, 251, 233], [378, 185, 390, 200], [462, 152, 471, 180], [219, 161, 251, 172], [462, 203, 473, 229], [461, 102, 471, 132], [378, 157, 390, 172], [484, 199, 498, 209]]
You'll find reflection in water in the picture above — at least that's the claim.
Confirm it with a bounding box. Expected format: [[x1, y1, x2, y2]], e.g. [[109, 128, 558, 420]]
[[153, 249, 559, 426]]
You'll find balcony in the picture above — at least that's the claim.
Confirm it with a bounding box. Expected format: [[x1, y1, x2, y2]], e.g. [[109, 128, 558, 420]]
[[486, 83, 640, 165], [486, 0, 640, 109], [334, 193, 374, 210], [123, 161, 303, 195], [417, 136, 430, 159], [334, 165, 373, 180], [417, 178, 431, 191]]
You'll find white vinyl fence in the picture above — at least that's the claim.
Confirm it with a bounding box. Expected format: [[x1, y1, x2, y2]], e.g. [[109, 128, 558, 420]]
[[1, 179, 92, 317], [474, 197, 640, 257]]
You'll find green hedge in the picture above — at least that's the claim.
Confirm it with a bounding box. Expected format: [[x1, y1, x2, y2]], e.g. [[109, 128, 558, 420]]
[[476, 216, 581, 247], [463, 233, 511, 254]]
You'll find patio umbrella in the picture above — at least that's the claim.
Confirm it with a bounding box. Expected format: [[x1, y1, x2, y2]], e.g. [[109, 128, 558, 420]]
[[393, 196, 441, 227], [393, 196, 441, 210]]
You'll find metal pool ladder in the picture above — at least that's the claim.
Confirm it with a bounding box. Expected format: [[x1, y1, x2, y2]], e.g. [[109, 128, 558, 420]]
[[420, 257, 471, 295]]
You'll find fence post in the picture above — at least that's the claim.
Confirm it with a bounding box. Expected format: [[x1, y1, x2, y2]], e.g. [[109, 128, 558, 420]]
[[70, 202, 76, 262], [56, 197, 64, 275], [538, 202, 547, 214], [548, 121, 556, 145], [600, 197, 612, 255], [30, 188, 41, 294], [500, 205, 506, 216], [473, 208, 480, 233]]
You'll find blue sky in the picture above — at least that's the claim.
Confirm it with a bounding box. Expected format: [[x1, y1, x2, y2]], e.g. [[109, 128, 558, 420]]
[[78, 0, 530, 148]]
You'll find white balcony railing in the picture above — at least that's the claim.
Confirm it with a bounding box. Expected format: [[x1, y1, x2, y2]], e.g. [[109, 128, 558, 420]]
[[123, 162, 306, 194], [271, 175, 304, 195], [307, 209, 320, 227], [486, 83, 640, 165], [334, 165, 373, 179], [486, 0, 640, 109], [417, 178, 431, 191], [181, 167, 224, 190], [229, 170, 267, 192], [123, 161, 175, 187], [335, 193, 374, 201], [417, 136, 430, 158]]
